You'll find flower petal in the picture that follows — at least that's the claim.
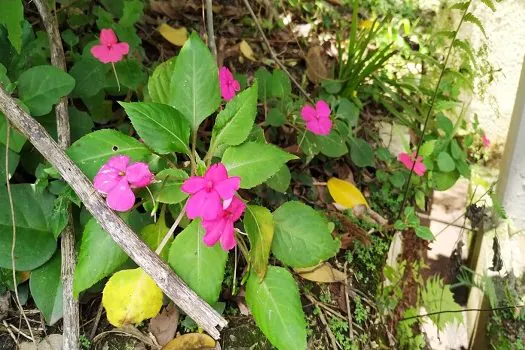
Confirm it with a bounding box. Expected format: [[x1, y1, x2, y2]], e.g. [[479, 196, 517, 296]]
[[398, 152, 413, 170], [91, 44, 113, 64], [112, 42, 129, 57], [202, 218, 226, 247], [99, 28, 118, 46], [300, 105, 317, 122], [107, 155, 130, 171], [205, 163, 228, 183], [126, 162, 153, 188], [306, 119, 323, 135], [227, 196, 246, 221], [106, 178, 135, 212], [105, 46, 127, 63], [315, 100, 331, 118], [219, 220, 236, 251], [185, 190, 222, 220], [413, 161, 426, 176], [93, 164, 121, 194], [214, 176, 241, 200], [181, 176, 206, 194], [316, 116, 332, 135]]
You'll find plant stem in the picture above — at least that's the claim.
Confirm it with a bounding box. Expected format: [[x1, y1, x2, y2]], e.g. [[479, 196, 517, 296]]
[[205, 0, 217, 58], [155, 203, 187, 255], [397, 1, 471, 218], [234, 231, 251, 262], [191, 131, 198, 175]]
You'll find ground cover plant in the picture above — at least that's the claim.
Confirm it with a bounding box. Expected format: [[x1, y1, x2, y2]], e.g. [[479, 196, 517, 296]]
[[0, 0, 512, 349]]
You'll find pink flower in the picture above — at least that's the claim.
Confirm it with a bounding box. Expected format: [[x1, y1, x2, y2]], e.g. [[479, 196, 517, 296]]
[[181, 163, 241, 221], [90, 29, 130, 64], [93, 155, 154, 212], [300, 100, 333, 136], [482, 134, 490, 148], [398, 152, 426, 176], [201, 196, 245, 251], [219, 67, 240, 101]]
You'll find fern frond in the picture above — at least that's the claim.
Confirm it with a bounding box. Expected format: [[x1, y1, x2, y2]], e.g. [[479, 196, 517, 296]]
[[464, 12, 487, 37], [421, 276, 463, 330], [453, 39, 477, 64], [490, 193, 508, 219], [436, 30, 456, 39], [450, 1, 470, 10], [480, 0, 496, 12]]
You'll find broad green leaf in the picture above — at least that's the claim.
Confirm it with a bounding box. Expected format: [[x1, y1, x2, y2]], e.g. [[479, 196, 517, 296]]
[[168, 220, 227, 304], [437, 152, 455, 172], [0, 114, 26, 152], [111, 59, 146, 90], [337, 98, 359, 127], [350, 138, 375, 167], [272, 201, 340, 267], [247, 125, 266, 143], [270, 70, 291, 98], [119, 0, 144, 27], [254, 67, 272, 102], [315, 131, 348, 158], [70, 108, 95, 142], [68, 129, 151, 179], [244, 205, 274, 280], [245, 266, 307, 350], [266, 165, 291, 193], [169, 32, 220, 130], [18, 65, 75, 116], [415, 226, 434, 240], [73, 212, 148, 296], [102, 268, 163, 327], [140, 214, 171, 260], [450, 139, 463, 160], [327, 177, 368, 208], [148, 168, 188, 204], [0, 144, 19, 181], [61, 29, 79, 47], [69, 57, 109, 98], [148, 57, 176, 104], [433, 170, 460, 191], [419, 140, 436, 157], [389, 171, 406, 188], [120, 102, 191, 154], [0, 185, 56, 271], [265, 108, 286, 127], [0, 0, 23, 52], [436, 115, 453, 137], [222, 142, 297, 189], [298, 131, 319, 157], [29, 252, 63, 325], [211, 81, 258, 150]]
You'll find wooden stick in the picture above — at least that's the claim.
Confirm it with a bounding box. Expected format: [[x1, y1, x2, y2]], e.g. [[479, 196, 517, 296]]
[[32, 1, 79, 348], [0, 85, 227, 339], [205, 0, 217, 58]]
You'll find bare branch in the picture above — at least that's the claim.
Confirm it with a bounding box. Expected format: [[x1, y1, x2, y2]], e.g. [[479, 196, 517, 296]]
[[0, 85, 227, 339], [205, 0, 217, 58]]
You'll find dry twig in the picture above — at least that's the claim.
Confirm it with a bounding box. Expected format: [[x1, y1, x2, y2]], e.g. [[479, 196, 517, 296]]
[[305, 295, 339, 350], [205, 0, 217, 58]]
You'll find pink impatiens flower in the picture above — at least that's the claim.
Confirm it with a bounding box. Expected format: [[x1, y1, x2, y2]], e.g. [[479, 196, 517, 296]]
[[181, 163, 241, 221], [482, 134, 490, 148], [91, 29, 130, 64], [94, 155, 154, 212], [300, 100, 333, 136], [201, 196, 245, 251], [398, 152, 426, 176], [219, 67, 240, 101]]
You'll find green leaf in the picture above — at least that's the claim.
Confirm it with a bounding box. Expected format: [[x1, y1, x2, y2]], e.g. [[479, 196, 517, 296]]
[[0, 144, 19, 182], [120, 102, 191, 154], [254, 67, 272, 102], [350, 138, 375, 167], [433, 170, 460, 191], [29, 252, 63, 325], [168, 220, 227, 304], [68, 129, 151, 179], [299, 131, 319, 157], [265, 108, 286, 127], [270, 70, 291, 98], [389, 171, 405, 189], [316, 131, 348, 158], [437, 152, 455, 172], [140, 214, 170, 260], [337, 98, 359, 127], [421, 276, 462, 330], [436, 115, 454, 137], [464, 12, 486, 37], [480, 0, 496, 11], [148, 57, 176, 105], [415, 190, 425, 211], [415, 226, 434, 240], [148, 168, 188, 204], [450, 139, 463, 160], [61, 29, 79, 47], [70, 57, 108, 98], [0, 0, 24, 53], [244, 205, 274, 280], [0, 114, 25, 152], [170, 32, 220, 130], [222, 142, 297, 189], [450, 1, 469, 10], [0, 185, 56, 271], [272, 201, 340, 267], [74, 212, 147, 296], [211, 82, 258, 150], [419, 140, 436, 157], [245, 266, 307, 350], [266, 165, 291, 193], [119, 0, 144, 27], [455, 158, 471, 178], [18, 65, 76, 116], [112, 59, 146, 90]]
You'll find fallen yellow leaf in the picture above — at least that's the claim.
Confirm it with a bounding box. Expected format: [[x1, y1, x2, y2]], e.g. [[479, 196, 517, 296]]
[[162, 333, 216, 350], [294, 262, 346, 283], [240, 40, 256, 61], [102, 268, 163, 327], [327, 177, 368, 209], [158, 24, 188, 46]]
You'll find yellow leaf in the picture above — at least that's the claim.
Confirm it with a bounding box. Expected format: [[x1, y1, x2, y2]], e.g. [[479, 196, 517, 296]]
[[239, 40, 256, 61], [294, 262, 346, 283], [102, 268, 163, 327], [158, 24, 188, 46], [327, 177, 368, 209], [359, 19, 374, 29], [162, 333, 216, 350]]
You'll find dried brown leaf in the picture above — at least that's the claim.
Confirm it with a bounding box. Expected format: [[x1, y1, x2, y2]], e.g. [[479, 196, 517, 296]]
[[149, 303, 180, 346], [306, 46, 329, 83]]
